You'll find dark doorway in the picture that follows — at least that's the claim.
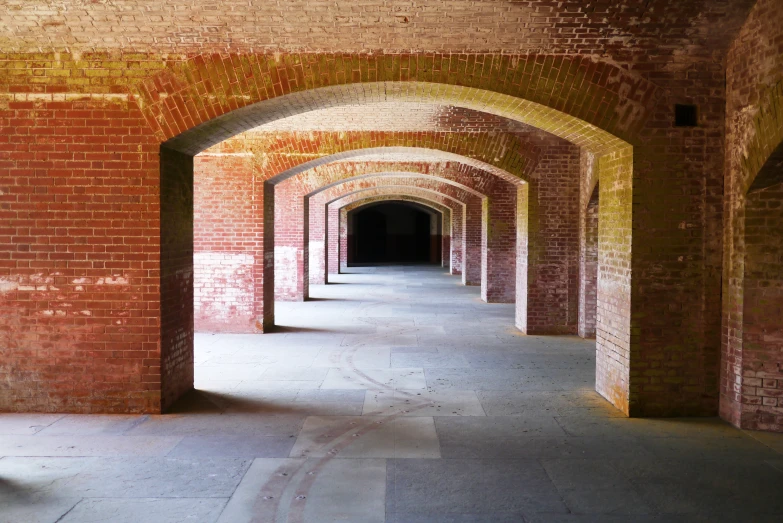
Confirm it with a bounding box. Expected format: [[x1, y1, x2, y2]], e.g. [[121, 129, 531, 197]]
[[349, 202, 441, 265]]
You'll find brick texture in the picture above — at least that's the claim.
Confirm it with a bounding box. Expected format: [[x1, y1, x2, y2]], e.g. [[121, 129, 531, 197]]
[[722, 0, 783, 431]]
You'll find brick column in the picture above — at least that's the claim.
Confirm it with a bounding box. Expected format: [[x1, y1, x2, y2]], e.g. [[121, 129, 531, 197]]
[[450, 204, 464, 276], [308, 196, 327, 285], [339, 207, 349, 271], [327, 205, 340, 276], [274, 180, 308, 301], [193, 153, 273, 334], [441, 209, 451, 269], [463, 198, 483, 286], [516, 145, 580, 334], [579, 185, 599, 339], [482, 180, 518, 303]]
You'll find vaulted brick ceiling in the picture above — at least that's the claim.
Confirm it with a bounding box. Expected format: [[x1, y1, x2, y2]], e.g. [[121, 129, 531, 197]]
[[1, 0, 754, 68]]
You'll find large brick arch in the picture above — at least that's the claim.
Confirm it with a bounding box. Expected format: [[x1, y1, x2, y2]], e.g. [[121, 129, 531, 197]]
[[211, 132, 538, 185], [139, 54, 653, 152], [722, 80, 783, 430]]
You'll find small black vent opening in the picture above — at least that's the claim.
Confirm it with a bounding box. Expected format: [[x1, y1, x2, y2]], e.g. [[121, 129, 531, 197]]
[[674, 104, 698, 127]]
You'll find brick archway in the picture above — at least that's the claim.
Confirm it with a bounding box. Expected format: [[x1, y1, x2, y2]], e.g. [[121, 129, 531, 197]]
[[323, 187, 462, 281], [334, 192, 456, 274], [722, 80, 783, 430], [143, 55, 652, 153], [4, 54, 654, 415], [166, 74, 638, 415], [277, 175, 479, 301], [301, 172, 512, 301]]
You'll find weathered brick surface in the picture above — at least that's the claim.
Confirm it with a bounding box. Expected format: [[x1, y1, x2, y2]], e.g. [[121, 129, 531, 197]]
[[522, 144, 581, 333], [741, 182, 783, 430], [579, 182, 599, 339], [0, 1, 753, 62], [327, 206, 340, 276], [482, 181, 517, 303], [274, 178, 309, 301], [194, 153, 258, 332], [722, 0, 783, 431], [0, 90, 162, 413]]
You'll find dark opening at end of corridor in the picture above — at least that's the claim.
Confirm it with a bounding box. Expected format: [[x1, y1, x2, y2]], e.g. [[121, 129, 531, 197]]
[[347, 201, 442, 266]]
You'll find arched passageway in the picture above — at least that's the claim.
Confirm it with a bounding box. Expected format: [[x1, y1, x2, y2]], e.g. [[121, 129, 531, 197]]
[[348, 202, 441, 265]]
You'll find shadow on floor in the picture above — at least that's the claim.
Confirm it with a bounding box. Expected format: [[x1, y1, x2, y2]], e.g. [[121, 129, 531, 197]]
[[167, 389, 328, 416]]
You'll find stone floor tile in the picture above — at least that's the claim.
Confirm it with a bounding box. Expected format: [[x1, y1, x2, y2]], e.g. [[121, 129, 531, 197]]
[[219, 458, 386, 523], [478, 390, 621, 417], [290, 415, 440, 458], [166, 435, 296, 458], [35, 415, 146, 436], [311, 347, 391, 368], [386, 458, 567, 516], [391, 352, 471, 368], [126, 413, 305, 437], [0, 414, 65, 435], [321, 367, 427, 390], [363, 389, 485, 416], [0, 435, 182, 457], [59, 498, 228, 523]]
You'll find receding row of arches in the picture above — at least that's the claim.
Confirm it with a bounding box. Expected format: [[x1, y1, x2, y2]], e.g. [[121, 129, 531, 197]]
[[0, 49, 771, 432]]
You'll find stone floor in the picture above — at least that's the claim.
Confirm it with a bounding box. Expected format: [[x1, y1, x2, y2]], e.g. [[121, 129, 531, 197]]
[[2, 266, 783, 522]]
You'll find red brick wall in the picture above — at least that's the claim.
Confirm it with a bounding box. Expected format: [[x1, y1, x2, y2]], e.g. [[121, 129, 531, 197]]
[[464, 199, 483, 286], [0, 43, 754, 419], [450, 204, 464, 277], [515, 145, 580, 334], [722, 0, 783, 431], [579, 185, 599, 339], [339, 208, 349, 271], [482, 180, 517, 303], [328, 206, 340, 276], [193, 153, 259, 332], [159, 148, 194, 411], [742, 182, 783, 430], [0, 91, 163, 413], [274, 179, 308, 301], [309, 197, 327, 285]]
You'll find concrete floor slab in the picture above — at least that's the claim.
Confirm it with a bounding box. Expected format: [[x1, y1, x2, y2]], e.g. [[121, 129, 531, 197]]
[[59, 498, 228, 523], [35, 415, 148, 436], [386, 458, 568, 516], [363, 389, 486, 416], [0, 435, 183, 457], [0, 414, 64, 435], [290, 415, 440, 458], [219, 458, 386, 523], [310, 347, 391, 368], [321, 367, 427, 390]]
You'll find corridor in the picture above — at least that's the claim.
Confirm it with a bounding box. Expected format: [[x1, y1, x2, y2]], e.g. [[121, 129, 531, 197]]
[[2, 267, 783, 522]]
